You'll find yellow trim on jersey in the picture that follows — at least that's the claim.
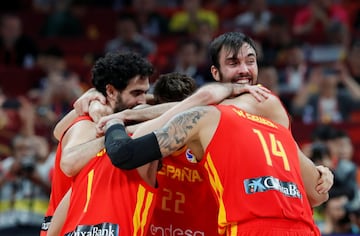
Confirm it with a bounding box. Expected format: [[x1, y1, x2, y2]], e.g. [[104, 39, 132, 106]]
[[204, 152, 227, 235], [84, 169, 94, 212], [133, 184, 154, 236], [227, 223, 238, 236]]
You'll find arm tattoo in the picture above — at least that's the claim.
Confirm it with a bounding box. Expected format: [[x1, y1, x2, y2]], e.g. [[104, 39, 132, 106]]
[[154, 107, 209, 156]]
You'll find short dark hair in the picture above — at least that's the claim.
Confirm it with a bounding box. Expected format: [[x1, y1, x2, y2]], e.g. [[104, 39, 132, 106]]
[[209, 32, 258, 69], [153, 72, 197, 104], [309, 142, 330, 163], [91, 52, 153, 96]]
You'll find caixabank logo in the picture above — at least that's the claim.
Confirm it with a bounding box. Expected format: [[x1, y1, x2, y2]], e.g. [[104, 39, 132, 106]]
[[244, 176, 302, 199], [65, 222, 119, 236]]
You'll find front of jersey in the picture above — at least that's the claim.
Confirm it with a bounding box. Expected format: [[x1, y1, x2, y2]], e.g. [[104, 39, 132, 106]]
[[147, 146, 219, 236], [40, 115, 92, 236], [61, 149, 157, 236], [201, 105, 320, 235]]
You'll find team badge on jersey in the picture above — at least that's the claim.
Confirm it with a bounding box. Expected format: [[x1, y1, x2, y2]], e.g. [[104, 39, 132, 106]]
[[243, 176, 302, 198], [186, 148, 197, 163]]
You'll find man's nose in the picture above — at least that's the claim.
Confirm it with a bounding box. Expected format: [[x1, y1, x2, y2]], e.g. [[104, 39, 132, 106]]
[[236, 63, 249, 74], [137, 94, 147, 105]]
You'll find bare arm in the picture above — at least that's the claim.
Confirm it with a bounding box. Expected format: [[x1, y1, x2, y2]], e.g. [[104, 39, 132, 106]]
[[53, 88, 109, 140], [96, 102, 178, 134], [60, 120, 104, 177], [105, 106, 211, 170], [47, 189, 71, 236], [104, 83, 263, 168], [103, 83, 270, 135], [298, 148, 329, 207], [53, 109, 77, 141]]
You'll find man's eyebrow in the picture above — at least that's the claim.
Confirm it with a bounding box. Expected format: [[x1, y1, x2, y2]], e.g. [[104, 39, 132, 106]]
[[225, 51, 257, 60], [131, 89, 148, 93]]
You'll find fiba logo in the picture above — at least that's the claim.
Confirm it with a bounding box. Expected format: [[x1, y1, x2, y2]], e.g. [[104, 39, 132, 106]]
[[185, 149, 197, 163]]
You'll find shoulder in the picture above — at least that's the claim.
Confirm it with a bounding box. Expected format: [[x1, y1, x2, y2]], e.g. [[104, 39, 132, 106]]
[[249, 93, 290, 129], [63, 118, 96, 142]]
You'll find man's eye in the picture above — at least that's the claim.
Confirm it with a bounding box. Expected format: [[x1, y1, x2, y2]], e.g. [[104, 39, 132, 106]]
[[228, 60, 237, 65], [133, 91, 144, 96]]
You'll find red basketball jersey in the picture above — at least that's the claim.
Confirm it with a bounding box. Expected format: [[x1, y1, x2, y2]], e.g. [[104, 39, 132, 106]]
[[147, 146, 219, 236], [60, 149, 157, 236], [40, 115, 92, 236], [201, 105, 320, 235]]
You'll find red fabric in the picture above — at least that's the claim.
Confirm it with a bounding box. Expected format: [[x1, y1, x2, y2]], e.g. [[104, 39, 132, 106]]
[[40, 115, 92, 236], [147, 146, 220, 236], [201, 105, 320, 235], [61, 149, 157, 236]]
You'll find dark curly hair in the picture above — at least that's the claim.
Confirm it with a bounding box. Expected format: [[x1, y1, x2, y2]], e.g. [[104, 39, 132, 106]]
[[153, 72, 197, 104], [91, 52, 154, 96]]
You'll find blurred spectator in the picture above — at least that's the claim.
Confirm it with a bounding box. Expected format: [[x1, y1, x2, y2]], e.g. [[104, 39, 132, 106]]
[[233, 0, 272, 38], [311, 126, 360, 210], [168, 0, 219, 35], [346, 39, 360, 85], [348, 207, 360, 234], [30, 46, 83, 128], [162, 38, 211, 87], [308, 141, 333, 167], [292, 0, 351, 46], [0, 92, 37, 160], [291, 64, 360, 124], [308, 138, 359, 234], [189, 20, 216, 66], [257, 61, 279, 95], [317, 194, 351, 234], [39, 0, 84, 37], [0, 134, 52, 236], [260, 14, 292, 67], [130, 0, 169, 38], [104, 12, 157, 58], [330, 129, 360, 212], [0, 14, 38, 68], [277, 41, 311, 107]]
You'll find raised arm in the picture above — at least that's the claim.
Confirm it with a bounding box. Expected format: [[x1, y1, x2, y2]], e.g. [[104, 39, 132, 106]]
[[60, 119, 104, 177], [53, 88, 108, 140], [53, 109, 78, 141], [104, 83, 267, 168], [105, 106, 212, 169], [101, 83, 270, 135]]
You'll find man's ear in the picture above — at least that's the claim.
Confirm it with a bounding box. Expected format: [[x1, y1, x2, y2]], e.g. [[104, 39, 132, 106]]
[[211, 65, 220, 82], [106, 84, 117, 101]]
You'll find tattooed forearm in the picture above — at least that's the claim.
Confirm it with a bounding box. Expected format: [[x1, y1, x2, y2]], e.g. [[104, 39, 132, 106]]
[[154, 107, 209, 156]]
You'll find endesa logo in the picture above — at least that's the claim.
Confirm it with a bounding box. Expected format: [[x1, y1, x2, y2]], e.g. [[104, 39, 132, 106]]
[[149, 224, 205, 236], [65, 222, 119, 236], [244, 176, 302, 198]]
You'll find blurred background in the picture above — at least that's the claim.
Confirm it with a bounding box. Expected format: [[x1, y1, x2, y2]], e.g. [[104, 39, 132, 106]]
[[0, 0, 359, 235]]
